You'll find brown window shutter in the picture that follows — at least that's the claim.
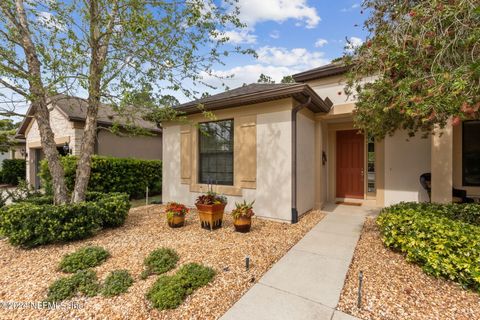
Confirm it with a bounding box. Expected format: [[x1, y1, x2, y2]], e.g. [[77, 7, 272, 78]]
[[180, 126, 191, 184], [235, 115, 256, 189]]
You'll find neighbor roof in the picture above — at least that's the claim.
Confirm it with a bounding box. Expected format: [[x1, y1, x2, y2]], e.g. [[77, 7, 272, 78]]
[[175, 83, 332, 114], [17, 94, 160, 136], [292, 62, 350, 82]]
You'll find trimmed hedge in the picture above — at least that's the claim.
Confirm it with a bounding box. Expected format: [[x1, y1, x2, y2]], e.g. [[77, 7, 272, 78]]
[[39, 155, 162, 198], [0, 192, 130, 247], [377, 202, 480, 291], [1, 159, 26, 185]]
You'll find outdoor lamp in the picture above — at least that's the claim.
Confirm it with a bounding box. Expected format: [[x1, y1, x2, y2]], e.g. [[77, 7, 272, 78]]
[[20, 148, 27, 158], [62, 142, 72, 155]]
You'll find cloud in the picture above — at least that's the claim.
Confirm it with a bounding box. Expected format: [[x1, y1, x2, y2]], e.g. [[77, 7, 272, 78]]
[[37, 11, 65, 30], [269, 30, 280, 39], [220, 29, 257, 44], [200, 46, 329, 88], [345, 36, 363, 52], [314, 38, 328, 48], [236, 0, 320, 29], [341, 3, 360, 12]]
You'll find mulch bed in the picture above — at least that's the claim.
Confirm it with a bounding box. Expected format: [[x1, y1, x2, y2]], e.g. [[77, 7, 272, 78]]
[[0, 205, 324, 320], [338, 218, 480, 320]]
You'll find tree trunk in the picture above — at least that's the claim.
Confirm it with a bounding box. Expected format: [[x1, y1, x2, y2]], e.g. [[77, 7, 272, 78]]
[[71, 0, 104, 203], [13, 0, 69, 204]]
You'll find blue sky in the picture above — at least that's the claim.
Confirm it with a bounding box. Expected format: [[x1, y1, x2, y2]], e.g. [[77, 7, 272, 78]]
[[200, 0, 368, 93]]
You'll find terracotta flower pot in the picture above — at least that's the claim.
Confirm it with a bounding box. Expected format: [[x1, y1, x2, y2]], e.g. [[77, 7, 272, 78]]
[[233, 216, 252, 233], [167, 214, 185, 228], [196, 203, 226, 230]]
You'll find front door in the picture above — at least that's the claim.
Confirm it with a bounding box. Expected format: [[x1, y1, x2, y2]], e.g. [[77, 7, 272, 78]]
[[336, 130, 364, 199]]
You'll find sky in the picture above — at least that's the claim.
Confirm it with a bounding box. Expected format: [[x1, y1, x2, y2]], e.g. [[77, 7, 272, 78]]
[[198, 0, 368, 96], [0, 0, 369, 116]]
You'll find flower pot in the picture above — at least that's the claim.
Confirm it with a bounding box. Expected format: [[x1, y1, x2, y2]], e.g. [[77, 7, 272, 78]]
[[167, 214, 185, 228], [233, 216, 252, 233], [196, 203, 226, 230]]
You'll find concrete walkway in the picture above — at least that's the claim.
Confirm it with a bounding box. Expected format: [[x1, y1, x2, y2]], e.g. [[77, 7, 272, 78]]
[[221, 204, 380, 320]]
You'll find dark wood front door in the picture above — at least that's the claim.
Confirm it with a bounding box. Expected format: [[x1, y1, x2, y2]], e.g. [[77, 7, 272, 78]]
[[336, 130, 364, 199]]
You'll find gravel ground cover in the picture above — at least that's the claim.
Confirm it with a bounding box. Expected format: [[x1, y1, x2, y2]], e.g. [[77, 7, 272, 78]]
[[0, 205, 324, 320], [338, 218, 480, 320]]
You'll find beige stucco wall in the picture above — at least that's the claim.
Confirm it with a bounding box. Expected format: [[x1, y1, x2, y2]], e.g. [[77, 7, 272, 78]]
[[296, 111, 315, 215], [96, 130, 162, 160], [384, 131, 431, 205], [162, 104, 293, 221]]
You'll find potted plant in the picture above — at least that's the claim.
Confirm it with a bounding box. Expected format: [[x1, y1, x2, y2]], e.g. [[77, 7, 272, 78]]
[[231, 200, 255, 233], [165, 202, 189, 228], [195, 191, 227, 230]]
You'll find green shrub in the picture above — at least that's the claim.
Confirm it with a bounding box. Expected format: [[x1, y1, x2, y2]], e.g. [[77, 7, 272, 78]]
[[378, 202, 480, 291], [146, 263, 215, 310], [0, 192, 130, 247], [176, 263, 216, 294], [142, 248, 179, 278], [59, 246, 110, 273], [46, 270, 99, 302], [146, 275, 186, 310], [39, 155, 162, 198], [385, 202, 480, 226], [1, 159, 26, 185], [101, 270, 134, 297]]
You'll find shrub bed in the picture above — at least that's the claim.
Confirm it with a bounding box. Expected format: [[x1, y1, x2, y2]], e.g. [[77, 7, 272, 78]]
[[377, 202, 480, 291], [1, 159, 26, 185], [47, 270, 100, 302], [39, 155, 162, 198], [0, 192, 130, 247], [147, 263, 215, 310]]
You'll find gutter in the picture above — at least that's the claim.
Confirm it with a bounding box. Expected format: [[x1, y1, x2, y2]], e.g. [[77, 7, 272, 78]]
[[291, 97, 312, 224]]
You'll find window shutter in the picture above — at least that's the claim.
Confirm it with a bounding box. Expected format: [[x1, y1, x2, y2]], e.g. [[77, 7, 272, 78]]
[[236, 115, 256, 189], [180, 125, 191, 184]]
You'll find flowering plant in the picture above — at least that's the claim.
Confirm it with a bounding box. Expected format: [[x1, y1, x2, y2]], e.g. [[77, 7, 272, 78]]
[[165, 202, 189, 220], [195, 191, 227, 205], [231, 200, 255, 219]]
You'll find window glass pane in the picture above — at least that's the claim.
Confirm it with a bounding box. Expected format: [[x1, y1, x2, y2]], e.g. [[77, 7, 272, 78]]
[[199, 120, 234, 185], [463, 121, 480, 186], [367, 135, 376, 193]]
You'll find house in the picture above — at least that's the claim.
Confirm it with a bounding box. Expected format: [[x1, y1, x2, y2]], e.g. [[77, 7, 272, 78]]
[[0, 138, 26, 166], [162, 62, 480, 222], [16, 95, 162, 189]]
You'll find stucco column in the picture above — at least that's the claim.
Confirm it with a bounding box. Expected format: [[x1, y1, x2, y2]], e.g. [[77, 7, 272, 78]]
[[431, 120, 453, 203], [314, 120, 323, 209]]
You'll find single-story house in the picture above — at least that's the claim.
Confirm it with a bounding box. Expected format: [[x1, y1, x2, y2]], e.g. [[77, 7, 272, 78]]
[[0, 138, 26, 166], [17, 94, 162, 189], [162, 62, 480, 222]]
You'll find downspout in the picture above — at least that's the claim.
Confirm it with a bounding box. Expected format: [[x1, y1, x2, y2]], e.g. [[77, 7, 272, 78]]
[[291, 97, 312, 224]]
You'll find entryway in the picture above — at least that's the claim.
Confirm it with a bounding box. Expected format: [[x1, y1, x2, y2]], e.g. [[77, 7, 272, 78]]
[[336, 130, 364, 199]]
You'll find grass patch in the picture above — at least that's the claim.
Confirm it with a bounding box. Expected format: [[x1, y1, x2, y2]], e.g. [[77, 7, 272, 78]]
[[147, 263, 215, 310], [59, 246, 110, 273], [130, 195, 162, 208], [47, 270, 100, 302], [141, 248, 178, 279], [102, 270, 134, 297]]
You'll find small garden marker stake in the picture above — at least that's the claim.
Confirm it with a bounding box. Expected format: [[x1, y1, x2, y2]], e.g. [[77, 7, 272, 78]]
[[146, 186, 149, 205], [357, 271, 363, 308], [245, 256, 250, 271]]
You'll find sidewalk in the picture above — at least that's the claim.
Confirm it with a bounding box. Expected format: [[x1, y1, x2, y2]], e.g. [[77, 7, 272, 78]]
[[221, 204, 379, 320]]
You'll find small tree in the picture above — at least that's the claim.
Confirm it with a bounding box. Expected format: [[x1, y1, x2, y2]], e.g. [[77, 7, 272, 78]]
[[346, 0, 479, 138], [257, 73, 275, 84], [0, 119, 18, 153], [0, 0, 250, 203], [280, 75, 295, 84]]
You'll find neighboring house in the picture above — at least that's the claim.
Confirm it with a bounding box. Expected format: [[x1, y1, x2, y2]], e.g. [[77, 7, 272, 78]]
[[0, 138, 26, 167], [16, 95, 162, 189], [163, 62, 479, 222]]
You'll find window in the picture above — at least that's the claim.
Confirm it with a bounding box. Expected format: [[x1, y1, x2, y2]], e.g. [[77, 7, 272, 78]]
[[463, 121, 480, 186], [367, 136, 376, 193], [199, 119, 234, 185]]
